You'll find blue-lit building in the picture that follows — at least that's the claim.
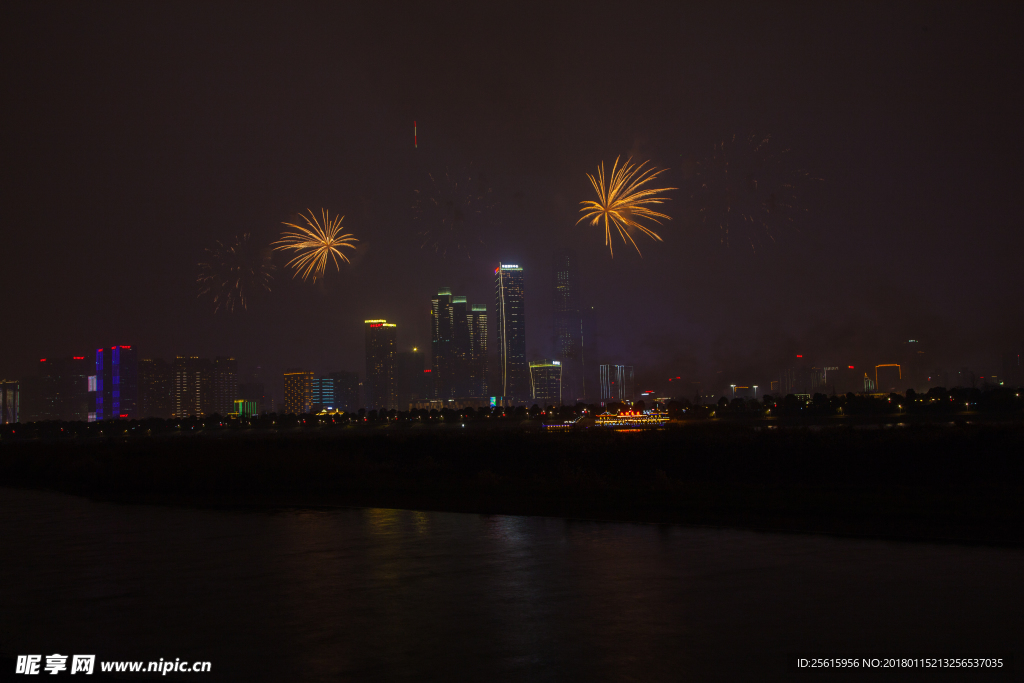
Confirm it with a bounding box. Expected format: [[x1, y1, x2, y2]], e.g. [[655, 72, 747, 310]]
[[495, 264, 528, 402], [95, 345, 138, 420]]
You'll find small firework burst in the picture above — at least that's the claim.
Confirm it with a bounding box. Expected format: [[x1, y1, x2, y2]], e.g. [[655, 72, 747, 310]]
[[689, 133, 820, 250], [578, 156, 676, 257], [413, 166, 496, 260], [197, 233, 274, 313], [274, 209, 357, 282]]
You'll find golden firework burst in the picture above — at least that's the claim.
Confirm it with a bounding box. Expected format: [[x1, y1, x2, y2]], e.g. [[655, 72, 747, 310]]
[[578, 157, 675, 257], [273, 209, 357, 281]]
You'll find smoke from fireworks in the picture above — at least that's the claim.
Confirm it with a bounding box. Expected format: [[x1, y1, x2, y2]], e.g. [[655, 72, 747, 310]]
[[196, 233, 274, 313], [274, 209, 357, 282], [688, 133, 819, 250], [413, 166, 496, 260], [578, 156, 676, 257]]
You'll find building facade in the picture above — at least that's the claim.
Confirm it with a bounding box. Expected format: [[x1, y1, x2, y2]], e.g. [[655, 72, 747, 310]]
[[138, 358, 173, 419], [172, 356, 213, 418], [327, 371, 360, 413], [529, 359, 562, 404], [599, 364, 634, 402], [0, 380, 18, 424], [283, 369, 315, 414], [364, 320, 397, 410], [495, 264, 528, 402], [468, 304, 488, 398], [95, 346, 138, 420], [552, 248, 585, 405], [36, 356, 91, 421], [213, 357, 238, 415], [396, 350, 427, 411]]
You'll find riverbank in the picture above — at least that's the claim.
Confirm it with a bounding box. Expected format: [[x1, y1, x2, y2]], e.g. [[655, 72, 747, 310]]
[[2, 423, 1022, 545]]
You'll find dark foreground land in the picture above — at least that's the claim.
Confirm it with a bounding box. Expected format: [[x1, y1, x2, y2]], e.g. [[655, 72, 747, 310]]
[[2, 423, 1023, 545]]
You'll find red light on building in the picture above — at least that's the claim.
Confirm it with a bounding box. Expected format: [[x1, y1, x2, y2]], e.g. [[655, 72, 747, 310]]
[[119, 414, 128, 418], [424, 369, 431, 373], [39, 358, 46, 362], [848, 365, 854, 369], [796, 354, 803, 358], [370, 323, 382, 328], [120, 345, 131, 349], [73, 356, 84, 360]]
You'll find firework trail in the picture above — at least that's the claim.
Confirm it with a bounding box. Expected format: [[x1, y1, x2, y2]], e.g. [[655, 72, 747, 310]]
[[688, 133, 820, 250], [274, 209, 357, 282], [412, 166, 496, 260], [197, 233, 274, 313], [578, 156, 676, 257]]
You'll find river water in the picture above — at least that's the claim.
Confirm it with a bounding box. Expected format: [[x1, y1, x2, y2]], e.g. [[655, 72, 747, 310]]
[[1, 487, 1021, 681]]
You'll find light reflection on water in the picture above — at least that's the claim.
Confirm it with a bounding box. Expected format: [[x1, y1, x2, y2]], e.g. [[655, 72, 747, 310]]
[[0, 488, 1022, 682]]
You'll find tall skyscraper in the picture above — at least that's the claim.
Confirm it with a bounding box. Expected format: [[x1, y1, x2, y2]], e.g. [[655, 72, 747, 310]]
[[172, 356, 212, 418], [283, 369, 315, 414], [468, 304, 488, 397], [495, 263, 527, 401], [139, 358, 173, 419], [552, 248, 584, 404], [529, 359, 562, 405], [431, 288, 454, 399], [327, 371, 360, 412], [37, 356, 91, 421], [364, 319, 397, 410], [95, 346, 138, 420], [599, 364, 634, 402], [0, 380, 18, 424], [213, 356, 238, 415]]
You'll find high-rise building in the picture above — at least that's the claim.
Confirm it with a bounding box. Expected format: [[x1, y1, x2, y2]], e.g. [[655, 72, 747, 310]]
[[1003, 348, 1022, 387], [283, 369, 315, 414], [95, 346, 138, 420], [36, 356, 91, 421], [0, 380, 18, 424], [364, 320, 398, 410], [213, 357, 238, 415], [529, 359, 562, 405], [875, 364, 902, 393], [552, 248, 585, 405], [495, 263, 528, 402], [431, 288, 454, 399], [468, 304, 488, 397], [599, 364, 634, 402], [396, 350, 428, 411], [327, 371, 360, 412], [311, 377, 334, 411], [172, 356, 212, 418], [138, 358, 173, 419]]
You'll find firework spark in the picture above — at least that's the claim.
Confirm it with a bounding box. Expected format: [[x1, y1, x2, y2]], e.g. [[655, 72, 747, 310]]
[[578, 157, 676, 257], [197, 233, 274, 313], [274, 209, 357, 282], [688, 133, 819, 250], [413, 166, 495, 260]]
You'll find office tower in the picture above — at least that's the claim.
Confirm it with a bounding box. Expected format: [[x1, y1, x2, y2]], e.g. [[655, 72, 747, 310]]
[[238, 382, 266, 415], [95, 346, 138, 420], [396, 350, 427, 411], [599, 364, 634, 402], [495, 263, 527, 401], [327, 371, 360, 412], [37, 356, 91, 421], [211, 357, 238, 415], [450, 296, 471, 397], [431, 288, 454, 399], [0, 380, 18, 424], [172, 356, 213, 418], [468, 304, 488, 397], [310, 377, 334, 411], [552, 248, 584, 404], [365, 320, 398, 410], [1003, 348, 1022, 386], [875, 364, 902, 393], [529, 359, 562, 404], [283, 369, 315, 414], [138, 358, 173, 419]]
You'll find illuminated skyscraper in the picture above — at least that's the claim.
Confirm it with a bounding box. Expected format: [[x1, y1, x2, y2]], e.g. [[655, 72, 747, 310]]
[[529, 359, 562, 404], [213, 356, 238, 415], [552, 248, 584, 404], [37, 356, 91, 421], [95, 346, 138, 420], [431, 289, 454, 399], [364, 319, 397, 410], [138, 358, 173, 419], [172, 356, 212, 418], [495, 263, 527, 401], [0, 380, 18, 424], [599, 364, 634, 402], [283, 369, 314, 414], [328, 371, 360, 412], [468, 304, 488, 397]]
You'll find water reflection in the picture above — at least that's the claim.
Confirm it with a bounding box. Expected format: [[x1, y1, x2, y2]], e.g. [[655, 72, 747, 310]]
[[0, 489, 1022, 682]]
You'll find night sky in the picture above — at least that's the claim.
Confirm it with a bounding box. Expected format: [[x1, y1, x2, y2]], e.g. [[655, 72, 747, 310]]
[[3, 2, 1022, 398]]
